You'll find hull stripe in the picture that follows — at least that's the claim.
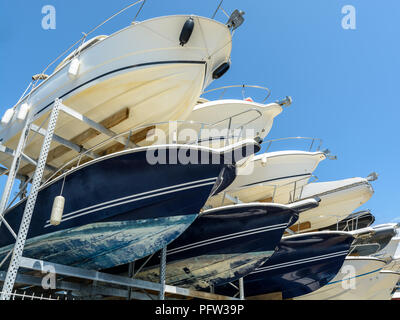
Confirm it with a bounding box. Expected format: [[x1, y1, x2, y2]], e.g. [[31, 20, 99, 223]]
[[167, 223, 288, 255], [252, 250, 349, 274], [240, 173, 311, 188], [327, 267, 383, 285], [34, 60, 207, 117], [44, 178, 217, 227]]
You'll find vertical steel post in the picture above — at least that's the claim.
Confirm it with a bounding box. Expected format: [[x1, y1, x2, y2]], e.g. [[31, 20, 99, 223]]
[[239, 278, 244, 300], [0, 99, 60, 300], [0, 117, 32, 227], [159, 247, 167, 300], [127, 261, 135, 300]]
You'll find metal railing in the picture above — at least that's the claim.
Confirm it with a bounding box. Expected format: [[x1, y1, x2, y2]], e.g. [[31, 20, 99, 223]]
[[13, 1, 147, 108], [202, 85, 272, 103], [196, 107, 263, 147], [262, 137, 324, 153], [13, 2, 247, 112], [335, 210, 373, 231], [287, 175, 319, 203], [0, 290, 70, 300], [219, 173, 318, 206], [42, 111, 263, 185]]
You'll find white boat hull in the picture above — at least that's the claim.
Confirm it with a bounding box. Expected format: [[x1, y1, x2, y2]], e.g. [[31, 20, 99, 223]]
[[182, 99, 283, 148], [295, 257, 387, 300], [290, 177, 374, 233], [0, 15, 232, 174], [206, 150, 326, 207], [366, 271, 400, 300]]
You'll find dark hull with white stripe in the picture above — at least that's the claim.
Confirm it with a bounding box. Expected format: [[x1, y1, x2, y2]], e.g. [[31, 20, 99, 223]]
[[216, 231, 354, 299], [0, 146, 238, 270], [135, 203, 299, 289]]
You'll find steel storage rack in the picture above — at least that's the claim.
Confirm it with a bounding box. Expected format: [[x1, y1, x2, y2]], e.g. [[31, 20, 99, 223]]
[[0, 98, 245, 301]]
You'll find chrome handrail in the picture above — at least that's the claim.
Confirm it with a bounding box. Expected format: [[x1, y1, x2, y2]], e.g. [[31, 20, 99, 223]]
[[42, 110, 263, 184], [30, 1, 146, 90], [13, 1, 149, 109], [337, 210, 373, 231], [218, 173, 317, 206], [208, 107, 262, 128], [262, 137, 324, 153], [287, 175, 319, 203], [202, 85, 272, 103], [43, 120, 200, 184]]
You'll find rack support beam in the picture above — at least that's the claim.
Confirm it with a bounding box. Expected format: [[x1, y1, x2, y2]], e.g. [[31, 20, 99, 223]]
[[18, 256, 238, 300], [58, 103, 133, 148], [0, 99, 60, 300]]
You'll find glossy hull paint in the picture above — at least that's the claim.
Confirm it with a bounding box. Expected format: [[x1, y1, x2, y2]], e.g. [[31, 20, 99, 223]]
[[366, 271, 400, 300], [295, 257, 388, 300], [216, 231, 354, 299], [0, 216, 196, 270], [291, 177, 374, 233], [207, 150, 326, 208], [0, 15, 232, 171], [0, 145, 238, 269], [136, 203, 299, 289]]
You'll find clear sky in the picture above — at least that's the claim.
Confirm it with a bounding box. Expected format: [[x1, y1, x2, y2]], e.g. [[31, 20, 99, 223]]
[[0, 0, 399, 225]]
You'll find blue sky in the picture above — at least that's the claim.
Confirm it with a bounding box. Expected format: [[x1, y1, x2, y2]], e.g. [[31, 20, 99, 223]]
[[0, 0, 399, 225]]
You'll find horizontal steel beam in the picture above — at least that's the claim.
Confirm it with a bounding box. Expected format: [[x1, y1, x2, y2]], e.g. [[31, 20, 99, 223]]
[[59, 103, 133, 148], [224, 193, 243, 204], [0, 271, 155, 300], [0, 165, 27, 181], [30, 124, 98, 160], [19, 257, 238, 300], [0, 145, 57, 174]]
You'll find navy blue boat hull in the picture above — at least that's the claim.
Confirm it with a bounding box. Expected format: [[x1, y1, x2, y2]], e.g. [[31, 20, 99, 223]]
[[135, 203, 299, 289], [0, 146, 240, 270], [216, 232, 354, 299]]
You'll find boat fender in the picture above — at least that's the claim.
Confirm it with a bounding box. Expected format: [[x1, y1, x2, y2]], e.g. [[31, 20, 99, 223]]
[[17, 103, 30, 121], [212, 62, 230, 79], [261, 154, 268, 167], [68, 58, 80, 79], [1, 108, 15, 125], [179, 17, 194, 46], [50, 195, 65, 226]]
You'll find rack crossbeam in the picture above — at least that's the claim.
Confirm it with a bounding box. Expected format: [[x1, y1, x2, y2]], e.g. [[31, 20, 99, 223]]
[[30, 124, 99, 160], [58, 103, 133, 148], [19, 257, 238, 300]]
